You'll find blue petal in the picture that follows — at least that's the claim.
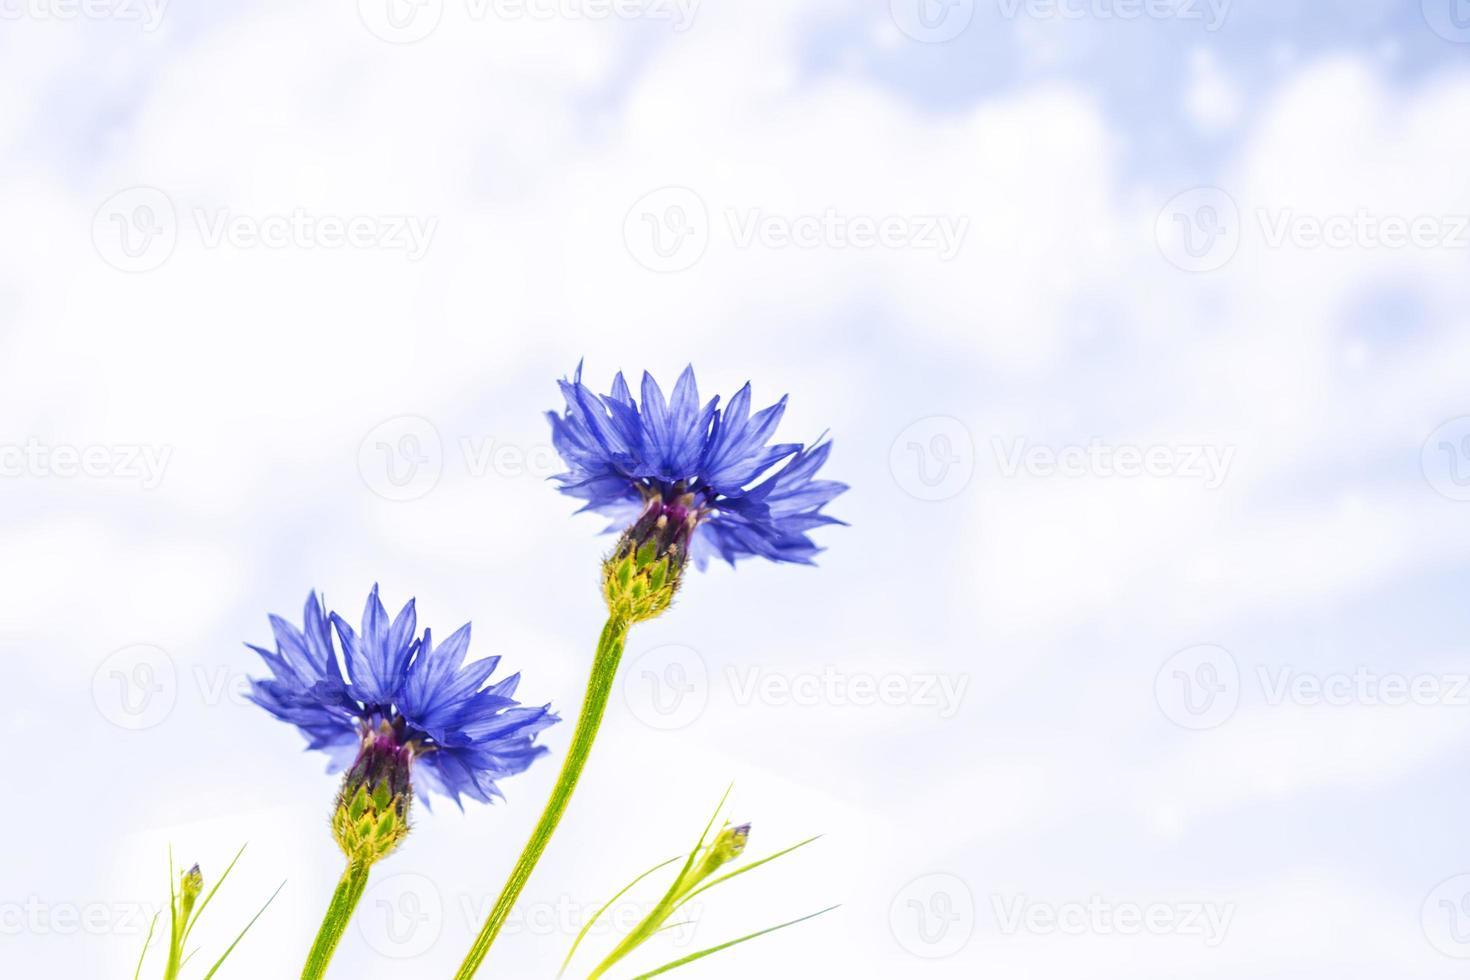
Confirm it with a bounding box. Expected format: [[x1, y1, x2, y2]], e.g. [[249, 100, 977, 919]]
[[547, 364, 845, 568], [333, 585, 417, 706]]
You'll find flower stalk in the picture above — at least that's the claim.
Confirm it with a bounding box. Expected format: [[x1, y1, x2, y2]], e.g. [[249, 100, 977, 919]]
[[301, 724, 415, 979], [453, 616, 629, 979], [162, 863, 202, 980], [299, 860, 372, 980], [453, 364, 846, 977]]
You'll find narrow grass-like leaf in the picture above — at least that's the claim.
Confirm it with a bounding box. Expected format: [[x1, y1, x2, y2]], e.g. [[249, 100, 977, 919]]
[[132, 911, 159, 980], [674, 836, 822, 909], [558, 857, 681, 978], [184, 843, 248, 944], [630, 905, 840, 979], [167, 848, 177, 934], [200, 879, 286, 980], [587, 784, 734, 978], [167, 849, 180, 969], [664, 782, 732, 904]]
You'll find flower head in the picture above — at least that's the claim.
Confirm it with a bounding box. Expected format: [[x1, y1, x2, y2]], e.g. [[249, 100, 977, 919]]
[[547, 364, 847, 570], [247, 586, 557, 809]]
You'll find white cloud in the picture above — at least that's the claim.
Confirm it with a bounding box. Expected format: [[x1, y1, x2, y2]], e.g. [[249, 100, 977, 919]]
[[4, 7, 1470, 977]]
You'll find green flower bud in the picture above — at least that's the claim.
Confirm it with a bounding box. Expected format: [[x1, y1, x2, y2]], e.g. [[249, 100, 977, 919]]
[[603, 492, 700, 623], [332, 722, 413, 866], [680, 822, 751, 898], [178, 863, 204, 921]]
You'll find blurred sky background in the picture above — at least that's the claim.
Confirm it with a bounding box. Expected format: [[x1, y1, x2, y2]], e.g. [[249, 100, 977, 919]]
[[4, 0, 1470, 976]]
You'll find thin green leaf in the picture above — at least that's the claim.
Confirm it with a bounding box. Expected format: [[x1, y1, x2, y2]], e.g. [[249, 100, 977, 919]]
[[630, 905, 840, 979], [558, 856, 682, 978], [167, 848, 179, 956], [184, 843, 248, 943], [587, 784, 735, 978], [674, 836, 822, 909], [132, 911, 159, 980], [664, 782, 732, 904], [200, 879, 285, 979]]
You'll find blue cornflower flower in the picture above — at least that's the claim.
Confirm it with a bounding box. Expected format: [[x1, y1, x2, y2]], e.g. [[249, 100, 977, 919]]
[[547, 364, 847, 569], [247, 586, 557, 809]]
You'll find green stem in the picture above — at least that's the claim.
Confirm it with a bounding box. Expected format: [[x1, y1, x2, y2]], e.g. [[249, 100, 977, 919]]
[[163, 932, 184, 980], [300, 860, 371, 980], [454, 616, 630, 979]]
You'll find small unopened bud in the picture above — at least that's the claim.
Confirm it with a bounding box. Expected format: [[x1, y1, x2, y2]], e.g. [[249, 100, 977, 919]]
[[603, 492, 702, 623], [684, 822, 751, 893], [332, 722, 413, 866], [178, 863, 204, 921]]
